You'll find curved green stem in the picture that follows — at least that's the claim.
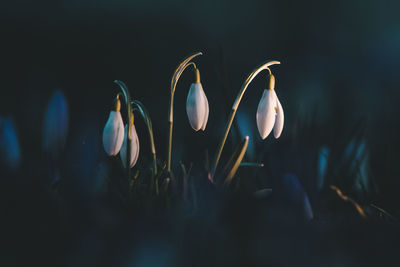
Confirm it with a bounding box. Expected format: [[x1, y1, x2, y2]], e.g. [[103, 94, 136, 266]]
[[114, 80, 133, 178], [131, 100, 159, 194], [167, 52, 202, 172], [131, 100, 157, 176], [210, 60, 281, 177]]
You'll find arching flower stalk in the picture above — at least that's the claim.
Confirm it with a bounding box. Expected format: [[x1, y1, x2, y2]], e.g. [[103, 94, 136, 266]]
[[131, 99, 159, 194], [167, 52, 209, 173], [210, 60, 282, 178], [102, 80, 134, 179]]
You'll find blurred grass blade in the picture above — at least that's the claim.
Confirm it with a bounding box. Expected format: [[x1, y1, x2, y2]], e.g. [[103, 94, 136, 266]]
[[180, 162, 193, 203], [370, 203, 398, 222], [160, 178, 171, 194], [330, 185, 366, 218], [204, 149, 210, 172], [253, 188, 272, 199], [221, 136, 249, 186], [240, 162, 264, 168]]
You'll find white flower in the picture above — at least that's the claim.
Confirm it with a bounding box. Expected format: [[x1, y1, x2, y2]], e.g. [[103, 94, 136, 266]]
[[272, 90, 284, 139], [120, 123, 140, 168], [186, 69, 209, 131], [256, 88, 284, 139], [102, 96, 124, 156]]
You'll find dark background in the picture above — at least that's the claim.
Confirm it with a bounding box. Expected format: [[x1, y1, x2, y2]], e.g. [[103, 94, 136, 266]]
[[1, 0, 400, 266]]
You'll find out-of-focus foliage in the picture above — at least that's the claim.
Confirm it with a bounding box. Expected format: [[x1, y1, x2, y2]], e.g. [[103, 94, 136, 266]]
[[1, 0, 400, 266], [0, 118, 21, 170], [43, 90, 69, 157]]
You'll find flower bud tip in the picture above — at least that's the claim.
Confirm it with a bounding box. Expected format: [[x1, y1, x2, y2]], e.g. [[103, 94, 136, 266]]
[[113, 95, 121, 112], [193, 68, 201, 83]]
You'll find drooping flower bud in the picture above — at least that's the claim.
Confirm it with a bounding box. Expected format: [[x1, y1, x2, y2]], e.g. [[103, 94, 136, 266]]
[[256, 73, 284, 139], [256, 89, 276, 139], [120, 114, 140, 168], [102, 95, 124, 156], [186, 68, 209, 131]]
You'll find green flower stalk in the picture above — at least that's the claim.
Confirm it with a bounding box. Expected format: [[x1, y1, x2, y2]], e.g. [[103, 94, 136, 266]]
[[167, 51, 204, 173], [210, 60, 281, 178], [131, 99, 159, 194], [110, 81, 158, 193], [131, 100, 157, 176]]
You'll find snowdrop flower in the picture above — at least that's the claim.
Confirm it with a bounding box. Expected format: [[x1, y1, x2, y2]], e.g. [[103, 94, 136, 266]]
[[0, 118, 21, 170], [43, 90, 69, 155], [256, 72, 284, 139], [102, 94, 124, 156], [186, 68, 209, 131], [120, 114, 140, 168]]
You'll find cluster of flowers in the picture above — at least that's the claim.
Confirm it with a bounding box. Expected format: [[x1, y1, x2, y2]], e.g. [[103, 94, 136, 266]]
[[102, 53, 284, 173], [102, 94, 139, 168]]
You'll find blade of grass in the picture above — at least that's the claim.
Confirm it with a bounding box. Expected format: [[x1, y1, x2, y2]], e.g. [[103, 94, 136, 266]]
[[220, 136, 249, 186], [330, 185, 366, 218]]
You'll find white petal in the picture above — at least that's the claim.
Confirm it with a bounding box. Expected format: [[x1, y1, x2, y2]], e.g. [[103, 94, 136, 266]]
[[120, 124, 140, 168], [256, 89, 276, 139], [273, 90, 284, 139], [186, 83, 206, 131], [200, 84, 209, 131], [303, 193, 314, 221], [102, 111, 124, 156], [132, 125, 140, 167]]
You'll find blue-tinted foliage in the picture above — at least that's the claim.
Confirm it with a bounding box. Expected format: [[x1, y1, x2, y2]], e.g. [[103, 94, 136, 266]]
[[0, 118, 21, 170], [43, 90, 69, 156]]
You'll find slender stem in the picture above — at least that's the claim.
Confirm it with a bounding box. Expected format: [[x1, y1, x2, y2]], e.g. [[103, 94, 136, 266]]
[[114, 80, 133, 179], [240, 162, 264, 168], [370, 203, 398, 221], [167, 52, 202, 172], [131, 100, 157, 175], [210, 60, 280, 177], [184, 62, 197, 72], [330, 185, 366, 218], [131, 100, 159, 194]]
